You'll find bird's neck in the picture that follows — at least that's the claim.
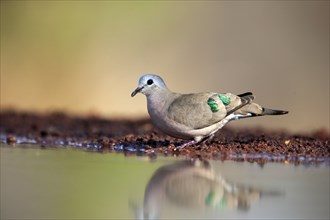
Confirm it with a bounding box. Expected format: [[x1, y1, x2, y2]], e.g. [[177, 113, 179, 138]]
[[147, 88, 174, 116]]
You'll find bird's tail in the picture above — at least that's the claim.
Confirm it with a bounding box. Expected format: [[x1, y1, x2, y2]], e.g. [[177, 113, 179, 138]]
[[261, 107, 289, 116], [231, 92, 288, 117]]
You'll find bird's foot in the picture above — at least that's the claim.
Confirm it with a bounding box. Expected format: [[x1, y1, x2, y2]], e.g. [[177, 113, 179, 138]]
[[174, 134, 215, 151], [174, 140, 197, 150]]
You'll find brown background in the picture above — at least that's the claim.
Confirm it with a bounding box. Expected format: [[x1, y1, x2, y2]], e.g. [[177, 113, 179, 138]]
[[1, 1, 329, 132]]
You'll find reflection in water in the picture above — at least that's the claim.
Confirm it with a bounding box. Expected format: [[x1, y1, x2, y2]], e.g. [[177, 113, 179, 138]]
[[1, 147, 328, 219], [135, 159, 283, 220]]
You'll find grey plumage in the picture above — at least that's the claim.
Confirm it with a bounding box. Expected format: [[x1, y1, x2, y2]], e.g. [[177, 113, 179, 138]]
[[131, 74, 288, 146]]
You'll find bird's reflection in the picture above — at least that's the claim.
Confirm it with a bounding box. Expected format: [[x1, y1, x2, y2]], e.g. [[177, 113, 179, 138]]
[[135, 159, 283, 220]]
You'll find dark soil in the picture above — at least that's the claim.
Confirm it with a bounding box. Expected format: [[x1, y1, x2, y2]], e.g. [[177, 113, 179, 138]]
[[0, 110, 329, 165]]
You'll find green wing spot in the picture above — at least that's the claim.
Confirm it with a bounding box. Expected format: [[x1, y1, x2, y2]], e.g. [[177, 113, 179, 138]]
[[216, 197, 227, 209], [205, 191, 215, 206], [205, 191, 226, 209], [218, 94, 231, 106], [207, 98, 219, 112]]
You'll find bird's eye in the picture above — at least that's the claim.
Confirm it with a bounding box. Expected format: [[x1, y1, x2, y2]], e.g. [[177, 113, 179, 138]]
[[147, 79, 153, 85]]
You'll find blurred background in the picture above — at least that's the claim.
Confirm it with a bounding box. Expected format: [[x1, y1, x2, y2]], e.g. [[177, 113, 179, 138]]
[[1, 1, 329, 132]]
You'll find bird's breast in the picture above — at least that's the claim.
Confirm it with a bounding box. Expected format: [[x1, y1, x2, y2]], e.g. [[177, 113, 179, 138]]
[[146, 97, 192, 140]]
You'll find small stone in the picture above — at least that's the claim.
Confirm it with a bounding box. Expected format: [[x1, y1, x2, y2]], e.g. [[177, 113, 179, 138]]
[[168, 144, 175, 150], [7, 135, 17, 144], [148, 152, 157, 161]]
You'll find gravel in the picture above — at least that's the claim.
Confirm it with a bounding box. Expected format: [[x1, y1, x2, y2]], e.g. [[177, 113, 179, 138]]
[[1, 110, 329, 165]]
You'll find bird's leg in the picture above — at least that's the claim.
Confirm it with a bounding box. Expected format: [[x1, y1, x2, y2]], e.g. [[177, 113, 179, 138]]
[[174, 114, 251, 150], [175, 140, 197, 149], [175, 134, 215, 150], [200, 134, 215, 145]]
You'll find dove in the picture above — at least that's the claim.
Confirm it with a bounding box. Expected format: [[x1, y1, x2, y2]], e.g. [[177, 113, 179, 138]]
[[131, 74, 288, 147], [134, 159, 283, 219]]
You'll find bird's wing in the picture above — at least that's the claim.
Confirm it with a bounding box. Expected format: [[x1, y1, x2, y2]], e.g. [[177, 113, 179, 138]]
[[224, 92, 254, 116], [167, 92, 255, 129]]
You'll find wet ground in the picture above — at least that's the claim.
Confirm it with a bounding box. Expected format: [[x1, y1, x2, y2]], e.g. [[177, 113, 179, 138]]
[[0, 110, 329, 165]]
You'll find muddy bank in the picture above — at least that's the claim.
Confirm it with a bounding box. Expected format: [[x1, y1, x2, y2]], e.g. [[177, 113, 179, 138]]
[[0, 110, 329, 165]]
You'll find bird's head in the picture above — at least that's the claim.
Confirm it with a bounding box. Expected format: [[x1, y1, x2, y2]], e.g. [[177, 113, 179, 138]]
[[131, 74, 168, 97]]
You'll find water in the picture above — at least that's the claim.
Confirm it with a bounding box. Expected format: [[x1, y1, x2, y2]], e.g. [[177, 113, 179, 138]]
[[1, 145, 329, 219]]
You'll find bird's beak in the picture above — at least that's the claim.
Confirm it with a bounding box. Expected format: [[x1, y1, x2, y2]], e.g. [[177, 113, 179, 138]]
[[131, 86, 144, 97]]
